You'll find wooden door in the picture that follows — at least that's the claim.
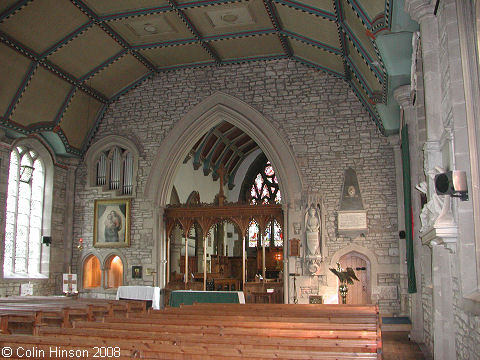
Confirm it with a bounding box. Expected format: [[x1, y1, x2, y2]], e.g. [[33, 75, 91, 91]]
[[339, 252, 370, 304]]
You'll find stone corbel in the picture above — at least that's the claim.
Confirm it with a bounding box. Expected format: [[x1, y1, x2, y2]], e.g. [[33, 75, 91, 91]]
[[404, 0, 435, 23], [421, 196, 458, 253]]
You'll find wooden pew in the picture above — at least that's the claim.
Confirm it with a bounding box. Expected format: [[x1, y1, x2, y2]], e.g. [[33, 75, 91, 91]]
[[0, 297, 147, 335], [0, 302, 382, 359]]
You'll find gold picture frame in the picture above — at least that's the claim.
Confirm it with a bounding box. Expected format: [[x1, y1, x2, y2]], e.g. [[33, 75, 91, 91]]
[[94, 198, 131, 248]]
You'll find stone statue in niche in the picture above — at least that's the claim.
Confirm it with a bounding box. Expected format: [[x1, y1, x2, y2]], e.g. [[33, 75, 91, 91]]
[[305, 204, 321, 256], [415, 167, 446, 233]]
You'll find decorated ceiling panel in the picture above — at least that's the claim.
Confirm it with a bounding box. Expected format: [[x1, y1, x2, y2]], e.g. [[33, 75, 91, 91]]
[[0, 0, 89, 54], [0, 0, 416, 156], [106, 11, 193, 45], [346, 38, 383, 95], [87, 53, 151, 98], [0, 42, 31, 115], [211, 34, 284, 60], [292, 0, 335, 13], [140, 43, 212, 68], [59, 89, 103, 149], [10, 66, 72, 128], [274, 3, 341, 49], [47, 25, 124, 79], [82, 0, 170, 16], [342, 0, 379, 60], [183, 0, 273, 37], [289, 38, 344, 75]]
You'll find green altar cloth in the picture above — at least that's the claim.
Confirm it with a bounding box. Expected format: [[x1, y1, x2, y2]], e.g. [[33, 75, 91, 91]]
[[169, 290, 243, 307]]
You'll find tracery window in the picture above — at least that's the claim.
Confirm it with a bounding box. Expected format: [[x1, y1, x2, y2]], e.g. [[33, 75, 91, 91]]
[[249, 161, 281, 205], [247, 161, 282, 247], [4, 146, 45, 277]]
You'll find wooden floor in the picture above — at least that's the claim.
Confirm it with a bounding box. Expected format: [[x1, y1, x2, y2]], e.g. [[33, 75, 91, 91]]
[[382, 331, 425, 360]]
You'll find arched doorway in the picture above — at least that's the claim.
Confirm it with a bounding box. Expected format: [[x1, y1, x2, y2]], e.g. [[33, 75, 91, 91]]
[[145, 92, 303, 302], [338, 251, 371, 304]]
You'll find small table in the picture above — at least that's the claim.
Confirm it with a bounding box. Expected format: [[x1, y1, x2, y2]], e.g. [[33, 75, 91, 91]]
[[116, 286, 161, 310]]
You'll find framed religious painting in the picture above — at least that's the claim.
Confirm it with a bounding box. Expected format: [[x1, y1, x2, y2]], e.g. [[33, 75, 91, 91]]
[[94, 198, 131, 248]]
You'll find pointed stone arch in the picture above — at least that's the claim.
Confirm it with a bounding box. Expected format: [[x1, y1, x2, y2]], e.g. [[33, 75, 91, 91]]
[[329, 244, 379, 289], [144, 92, 303, 207], [145, 92, 303, 297]]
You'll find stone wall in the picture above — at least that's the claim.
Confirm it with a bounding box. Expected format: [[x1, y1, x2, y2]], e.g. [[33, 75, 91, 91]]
[[71, 58, 400, 312]]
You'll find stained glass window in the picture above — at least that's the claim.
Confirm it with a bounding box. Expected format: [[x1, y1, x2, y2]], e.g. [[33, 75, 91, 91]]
[[247, 161, 283, 247], [264, 219, 283, 247], [4, 146, 45, 277], [248, 220, 259, 247]]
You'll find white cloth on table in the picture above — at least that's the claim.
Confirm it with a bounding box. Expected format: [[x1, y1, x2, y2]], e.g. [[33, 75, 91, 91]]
[[115, 286, 161, 310]]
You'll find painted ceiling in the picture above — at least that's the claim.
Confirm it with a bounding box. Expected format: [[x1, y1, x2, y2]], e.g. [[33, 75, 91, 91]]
[[0, 0, 417, 157]]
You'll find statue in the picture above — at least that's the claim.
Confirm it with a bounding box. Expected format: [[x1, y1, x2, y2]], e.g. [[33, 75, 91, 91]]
[[415, 167, 446, 233], [329, 262, 359, 304], [305, 204, 321, 256]]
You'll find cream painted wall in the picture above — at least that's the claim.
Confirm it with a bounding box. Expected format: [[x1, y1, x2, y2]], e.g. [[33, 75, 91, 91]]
[[174, 157, 228, 204]]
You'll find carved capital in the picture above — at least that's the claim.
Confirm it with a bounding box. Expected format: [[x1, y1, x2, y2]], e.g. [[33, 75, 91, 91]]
[[404, 0, 435, 23], [394, 85, 412, 108]]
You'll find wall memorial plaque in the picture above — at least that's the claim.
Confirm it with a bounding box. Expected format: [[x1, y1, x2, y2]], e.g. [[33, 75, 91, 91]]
[[337, 210, 367, 232]]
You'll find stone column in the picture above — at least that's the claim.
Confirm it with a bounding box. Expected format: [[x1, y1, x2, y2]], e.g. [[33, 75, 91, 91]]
[[394, 85, 425, 342], [387, 134, 408, 315], [62, 158, 80, 273]]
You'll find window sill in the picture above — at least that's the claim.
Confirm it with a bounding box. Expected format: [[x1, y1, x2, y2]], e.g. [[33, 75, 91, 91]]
[[3, 273, 49, 280]]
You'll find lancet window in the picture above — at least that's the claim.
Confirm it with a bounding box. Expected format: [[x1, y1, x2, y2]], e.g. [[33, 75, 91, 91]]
[[4, 146, 46, 277]]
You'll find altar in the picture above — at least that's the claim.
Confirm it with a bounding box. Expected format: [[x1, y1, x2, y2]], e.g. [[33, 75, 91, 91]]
[[168, 290, 245, 307], [116, 286, 161, 310]]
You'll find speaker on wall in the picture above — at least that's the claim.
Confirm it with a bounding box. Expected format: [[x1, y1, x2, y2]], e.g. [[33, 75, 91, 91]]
[[434, 170, 468, 201]]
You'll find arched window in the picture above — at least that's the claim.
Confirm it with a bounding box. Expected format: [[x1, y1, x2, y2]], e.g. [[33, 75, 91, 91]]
[[248, 220, 259, 247], [83, 255, 101, 288], [105, 255, 123, 289], [247, 161, 282, 247], [264, 219, 283, 247], [249, 161, 281, 205], [4, 146, 46, 277]]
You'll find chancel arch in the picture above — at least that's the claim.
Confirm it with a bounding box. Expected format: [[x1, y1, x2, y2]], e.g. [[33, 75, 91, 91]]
[[146, 92, 303, 301]]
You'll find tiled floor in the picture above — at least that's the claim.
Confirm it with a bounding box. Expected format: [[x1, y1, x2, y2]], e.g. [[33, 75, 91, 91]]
[[382, 331, 426, 360]]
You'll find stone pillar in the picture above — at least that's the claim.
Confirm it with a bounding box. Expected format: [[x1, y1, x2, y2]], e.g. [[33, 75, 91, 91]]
[[387, 134, 408, 315], [394, 85, 425, 342], [62, 158, 80, 273], [405, 0, 443, 142]]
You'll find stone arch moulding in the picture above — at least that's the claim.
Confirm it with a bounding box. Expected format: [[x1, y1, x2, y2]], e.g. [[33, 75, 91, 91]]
[[144, 91, 303, 208], [329, 244, 379, 289], [84, 134, 140, 195], [103, 251, 128, 288], [78, 251, 103, 289]]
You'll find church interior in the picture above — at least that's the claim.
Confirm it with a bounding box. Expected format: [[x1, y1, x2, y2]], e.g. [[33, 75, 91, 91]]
[[0, 0, 480, 358]]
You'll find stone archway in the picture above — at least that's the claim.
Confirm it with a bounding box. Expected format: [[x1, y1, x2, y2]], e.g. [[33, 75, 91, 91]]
[[329, 244, 378, 304], [144, 92, 303, 299]]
